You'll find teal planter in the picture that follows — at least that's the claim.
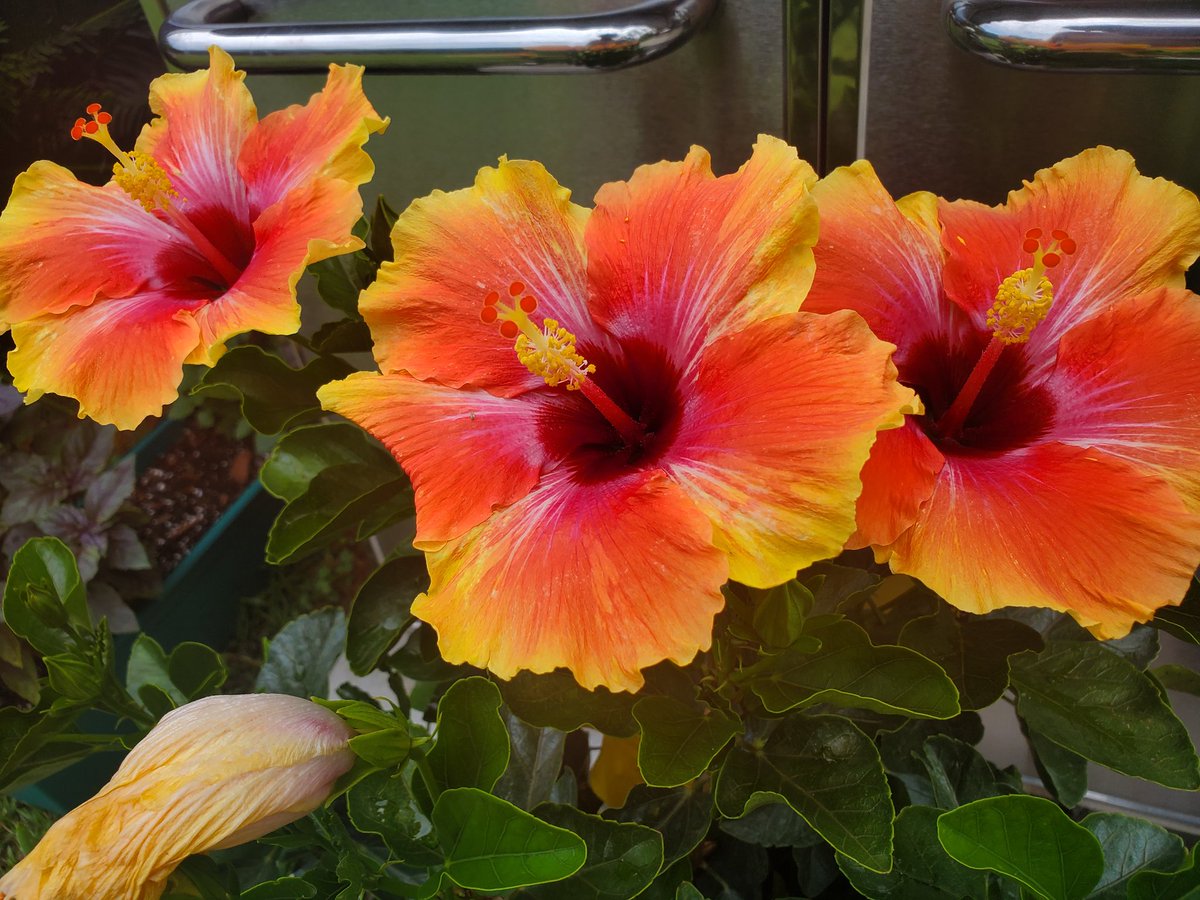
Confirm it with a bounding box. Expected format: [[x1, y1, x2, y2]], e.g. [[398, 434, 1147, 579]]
[[16, 420, 279, 814]]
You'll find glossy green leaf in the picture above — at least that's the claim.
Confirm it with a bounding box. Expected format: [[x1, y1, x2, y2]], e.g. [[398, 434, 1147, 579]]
[[126, 635, 226, 710], [749, 618, 960, 719], [1149, 579, 1200, 645], [495, 708, 566, 811], [255, 608, 346, 699], [719, 801, 821, 848], [369, 194, 400, 263], [310, 254, 365, 316], [803, 562, 883, 615], [634, 695, 740, 787], [310, 318, 373, 355], [1010, 642, 1200, 789], [715, 715, 894, 872], [191, 346, 351, 435], [1027, 727, 1087, 808], [1128, 844, 1200, 900], [675, 884, 704, 900], [345, 768, 441, 866], [1082, 812, 1186, 900], [259, 423, 395, 502], [239, 878, 319, 899], [613, 783, 714, 866], [937, 795, 1104, 900], [501, 670, 638, 737], [347, 728, 414, 769], [750, 580, 812, 647], [1152, 664, 1200, 696], [918, 735, 1020, 808], [426, 677, 509, 792], [837, 805, 989, 900], [3, 537, 89, 655], [521, 805, 663, 900], [899, 604, 1042, 709], [346, 555, 425, 676], [433, 788, 585, 892]]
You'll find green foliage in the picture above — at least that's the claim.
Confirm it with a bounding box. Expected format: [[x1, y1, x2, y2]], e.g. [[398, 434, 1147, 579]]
[[426, 676, 509, 793], [634, 695, 740, 787], [345, 553, 424, 676], [255, 607, 346, 699], [936, 795, 1105, 900]]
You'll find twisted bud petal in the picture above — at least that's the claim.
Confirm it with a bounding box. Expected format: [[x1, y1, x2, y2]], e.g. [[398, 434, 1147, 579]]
[[0, 694, 354, 900]]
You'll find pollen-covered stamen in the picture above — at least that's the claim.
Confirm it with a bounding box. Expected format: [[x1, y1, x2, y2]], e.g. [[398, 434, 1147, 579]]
[[938, 227, 1079, 440], [71, 103, 242, 286], [479, 284, 644, 445]]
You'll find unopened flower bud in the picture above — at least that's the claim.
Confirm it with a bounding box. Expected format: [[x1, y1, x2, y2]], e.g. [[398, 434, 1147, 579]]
[[0, 693, 353, 900]]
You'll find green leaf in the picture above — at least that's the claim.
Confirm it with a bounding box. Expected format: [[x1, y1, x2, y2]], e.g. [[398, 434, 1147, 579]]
[[126, 635, 226, 710], [749, 618, 960, 719], [1128, 844, 1200, 900], [899, 604, 1042, 709], [255, 608, 347, 699], [675, 884, 704, 900], [426, 676, 509, 792], [310, 318, 373, 355], [692, 836, 768, 900], [501, 670, 638, 737], [1150, 578, 1200, 645], [613, 783, 714, 866], [260, 423, 395, 502], [1027, 727, 1088, 808], [917, 735, 1020, 808], [495, 708, 566, 811], [346, 555, 425, 676], [750, 580, 812, 647], [265, 464, 411, 566], [521, 805, 664, 900], [347, 728, 414, 769], [837, 805, 989, 900], [310, 254, 364, 316], [3, 537, 89, 655], [1082, 812, 1186, 900], [369, 194, 400, 264], [239, 878, 319, 899], [634, 695, 740, 788], [191, 346, 352, 435], [936, 795, 1104, 900], [715, 715, 894, 872], [803, 562, 883, 615], [1010, 642, 1200, 789], [433, 787, 586, 892], [1152, 664, 1200, 696], [720, 801, 821, 848], [346, 768, 442, 866]]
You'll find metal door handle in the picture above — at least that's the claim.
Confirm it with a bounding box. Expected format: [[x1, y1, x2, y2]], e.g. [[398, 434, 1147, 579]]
[[945, 0, 1200, 72], [159, 0, 719, 73]]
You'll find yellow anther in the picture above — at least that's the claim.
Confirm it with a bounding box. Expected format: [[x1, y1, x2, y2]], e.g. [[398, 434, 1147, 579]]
[[515, 317, 595, 390], [111, 151, 177, 213], [987, 268, 1053, 344]]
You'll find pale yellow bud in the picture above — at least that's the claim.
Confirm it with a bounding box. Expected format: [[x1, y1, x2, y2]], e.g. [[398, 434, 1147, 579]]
[[0, 694, 354, 900]]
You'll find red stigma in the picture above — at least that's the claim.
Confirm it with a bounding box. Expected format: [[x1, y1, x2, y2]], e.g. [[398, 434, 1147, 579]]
[[483, 290, 500, 306], [1022, 238, 1039, 254], [520, 295, 538, 313], [1051, 229, 1068, 240], [480, 306, 498, 324], [86, 102, 102, 115], [500, 320, 519, 339], [84, 121, 99, 135], [1043, 252, 1061, 268], [508, 281, 525, 296], [1025, 228, 1042, 240], [1060, 238, 1077, 255], [97, 111, 112, 125]]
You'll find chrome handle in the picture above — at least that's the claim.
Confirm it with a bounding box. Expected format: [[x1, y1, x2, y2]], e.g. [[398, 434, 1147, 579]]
[[159, 0, 719, 73], [945, 0, 1200, 73]]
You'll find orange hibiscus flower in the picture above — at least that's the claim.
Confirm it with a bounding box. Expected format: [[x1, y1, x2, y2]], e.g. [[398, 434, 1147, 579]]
[[320, 136, 915, 691], [807, 147, 1200, 637], [0, 47, 387, 429]]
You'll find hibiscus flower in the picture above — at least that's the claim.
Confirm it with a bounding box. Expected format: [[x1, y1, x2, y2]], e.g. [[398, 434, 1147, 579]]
[[807, 147, 1200, 637], [319, 137, 915, 691], [0, 47, 387, 429]]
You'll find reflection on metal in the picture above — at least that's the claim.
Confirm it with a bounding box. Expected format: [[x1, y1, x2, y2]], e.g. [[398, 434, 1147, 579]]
[[159, 0, 719, 73], [946, 0, 1200, 73]]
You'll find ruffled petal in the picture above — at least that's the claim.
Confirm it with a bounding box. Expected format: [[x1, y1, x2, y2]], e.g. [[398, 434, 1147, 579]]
[[939, 147, 1200, 377], [884, 442, 1200, 638], [139, 46, 258, 267], [413, 467, 728, 692], [319, 371, 547, 547], [807, 161, 973, 368], [238, 63, 388, 217], [7, 290, 204, 430], [361, 159, 596, 395], [0, 161, 190, 329], [586, 135, 818, 373], [1045, 287, 1200, 510], [188, 177, 366, 364], [665, 310, 915, 587], [848, 419, 945, 549]]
